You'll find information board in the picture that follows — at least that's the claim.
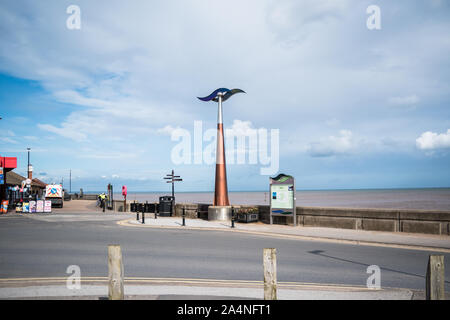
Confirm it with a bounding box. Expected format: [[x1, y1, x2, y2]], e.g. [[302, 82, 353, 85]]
[[269, 174, 296, 226]]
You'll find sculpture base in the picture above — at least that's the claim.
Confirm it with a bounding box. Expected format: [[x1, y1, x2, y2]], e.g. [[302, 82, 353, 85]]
[[208, 206, 232, 221]]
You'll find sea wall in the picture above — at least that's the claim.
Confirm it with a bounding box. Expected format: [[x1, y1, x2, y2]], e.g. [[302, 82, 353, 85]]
[[258, 206, 450, 236], [172, 203, 450, 236]]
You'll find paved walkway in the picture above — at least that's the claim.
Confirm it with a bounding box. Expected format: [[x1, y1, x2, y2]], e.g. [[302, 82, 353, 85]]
[[0, 283, 416, 300], [122, 216, 450, 252]]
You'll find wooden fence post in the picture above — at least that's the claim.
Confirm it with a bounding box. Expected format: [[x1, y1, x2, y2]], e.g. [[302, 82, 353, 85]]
[[108, 245, 124, 300], [263, 248, 277, 300], [426, 255, 445, 300]]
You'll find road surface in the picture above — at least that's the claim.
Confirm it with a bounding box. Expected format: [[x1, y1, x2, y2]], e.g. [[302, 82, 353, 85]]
[[0, 212, 449, 291]]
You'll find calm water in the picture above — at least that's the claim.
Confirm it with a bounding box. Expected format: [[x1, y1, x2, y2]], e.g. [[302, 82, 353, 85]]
[[108, 189, 450, 210]]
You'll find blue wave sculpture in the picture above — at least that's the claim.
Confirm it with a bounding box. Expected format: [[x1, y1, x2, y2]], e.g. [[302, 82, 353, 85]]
[[198, 88, 245, 102]]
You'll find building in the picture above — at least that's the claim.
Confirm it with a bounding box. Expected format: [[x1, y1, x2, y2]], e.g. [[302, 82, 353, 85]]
[[0, 156, 17, 205], [1, 156, 47, 211], [5, 171, 47, 196]]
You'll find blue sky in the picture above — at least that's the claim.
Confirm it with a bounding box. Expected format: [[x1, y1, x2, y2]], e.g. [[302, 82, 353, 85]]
[[1, 0, 450, 192]]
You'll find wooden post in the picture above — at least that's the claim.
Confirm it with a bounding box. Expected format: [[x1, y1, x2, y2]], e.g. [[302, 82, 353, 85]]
[[263, 248, 277, 300], [108, 245, 124, 300], [426, 255, 445, 300]]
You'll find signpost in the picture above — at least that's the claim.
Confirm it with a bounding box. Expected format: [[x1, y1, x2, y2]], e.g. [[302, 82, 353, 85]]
[[269, 174, 296, 226], [164, 169, 182, 216]]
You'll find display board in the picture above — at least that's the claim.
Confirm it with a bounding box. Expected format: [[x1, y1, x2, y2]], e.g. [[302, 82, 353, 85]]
[[269, 174, 296, 226], [44, 200, 52, 213], [36, 200, 44, 213], [29, 201, 36, 213]]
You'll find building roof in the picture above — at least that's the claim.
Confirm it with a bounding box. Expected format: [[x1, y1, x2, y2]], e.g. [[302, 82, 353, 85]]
[[5, 171, 47, 188], [32, 178, 47, 188]]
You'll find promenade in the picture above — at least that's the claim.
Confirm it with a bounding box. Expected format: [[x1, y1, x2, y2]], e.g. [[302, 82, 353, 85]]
[[122, 216, 450, 253]]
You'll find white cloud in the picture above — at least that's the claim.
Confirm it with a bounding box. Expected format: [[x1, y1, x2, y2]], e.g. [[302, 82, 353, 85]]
[[416, 129, 450, 150], [0, 137, 18, 144], [226, 120, 256, 136], [157, 125, 182, 136], [38, 123, 88, 142], [23, 136, 38, 140], [0, 130, 17, 143], [388, 95, 420, 106], [307, 130, 358, 157], [325, 118, 340, 127]]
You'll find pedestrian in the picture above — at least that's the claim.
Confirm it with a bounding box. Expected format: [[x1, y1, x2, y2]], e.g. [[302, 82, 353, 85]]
[[99, 193, 106, 212]]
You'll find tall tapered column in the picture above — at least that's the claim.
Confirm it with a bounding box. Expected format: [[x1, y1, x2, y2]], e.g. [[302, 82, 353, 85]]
[[214, 93, 230, 206], [197, 87, 244, 217]]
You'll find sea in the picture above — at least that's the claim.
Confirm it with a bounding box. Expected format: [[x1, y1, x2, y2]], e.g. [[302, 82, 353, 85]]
[[101, 188, 450, 211]]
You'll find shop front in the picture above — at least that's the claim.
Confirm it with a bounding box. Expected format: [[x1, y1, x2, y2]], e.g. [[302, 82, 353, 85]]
[[0, 156, 17, 212]]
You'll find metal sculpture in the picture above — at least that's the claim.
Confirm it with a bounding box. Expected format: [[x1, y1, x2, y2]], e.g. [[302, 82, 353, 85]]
[[198, 88, 245, 206]]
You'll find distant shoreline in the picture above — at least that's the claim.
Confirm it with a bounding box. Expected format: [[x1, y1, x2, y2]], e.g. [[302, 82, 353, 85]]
[[80, 187, 450, 194], [76, 188, 450, 211]]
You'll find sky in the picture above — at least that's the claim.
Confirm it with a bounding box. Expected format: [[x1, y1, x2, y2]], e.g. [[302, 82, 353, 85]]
[[0, 0, 450, 192]]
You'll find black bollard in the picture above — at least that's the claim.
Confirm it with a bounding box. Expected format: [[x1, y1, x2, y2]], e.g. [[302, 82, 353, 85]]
[[231, 207, 235, 228], [182, 207, 186, 226], [137, 211, 139, 221], [142, 202, 146, 224]]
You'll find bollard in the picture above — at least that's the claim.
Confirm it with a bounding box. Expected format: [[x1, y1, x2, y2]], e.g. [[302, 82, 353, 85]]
[[136, 211, 139, 221], [142, 202, 146, 224], [231, 207, 235, 228], [108, 245, 124, 300], [426, 255, 445, 300], [155, 202, 158, 219], [263, 248, 277, 300], [182, 207, 186, 226]]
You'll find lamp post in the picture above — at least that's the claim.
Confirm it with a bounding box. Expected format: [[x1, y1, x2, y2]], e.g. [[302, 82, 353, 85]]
[[197, 88, 245, 220], [26, 148, 32, 180]]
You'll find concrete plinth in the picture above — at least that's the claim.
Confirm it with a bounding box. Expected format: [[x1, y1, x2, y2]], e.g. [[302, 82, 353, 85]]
[[208, 206, 232, 221]]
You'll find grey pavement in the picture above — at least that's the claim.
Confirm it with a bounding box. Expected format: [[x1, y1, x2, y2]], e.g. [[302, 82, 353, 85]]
[[125, 215, 450, 251], [0, 284, 416, 300]]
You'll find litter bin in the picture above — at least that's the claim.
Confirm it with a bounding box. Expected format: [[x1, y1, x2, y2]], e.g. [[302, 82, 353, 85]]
[[159, 196, 174, 217]]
